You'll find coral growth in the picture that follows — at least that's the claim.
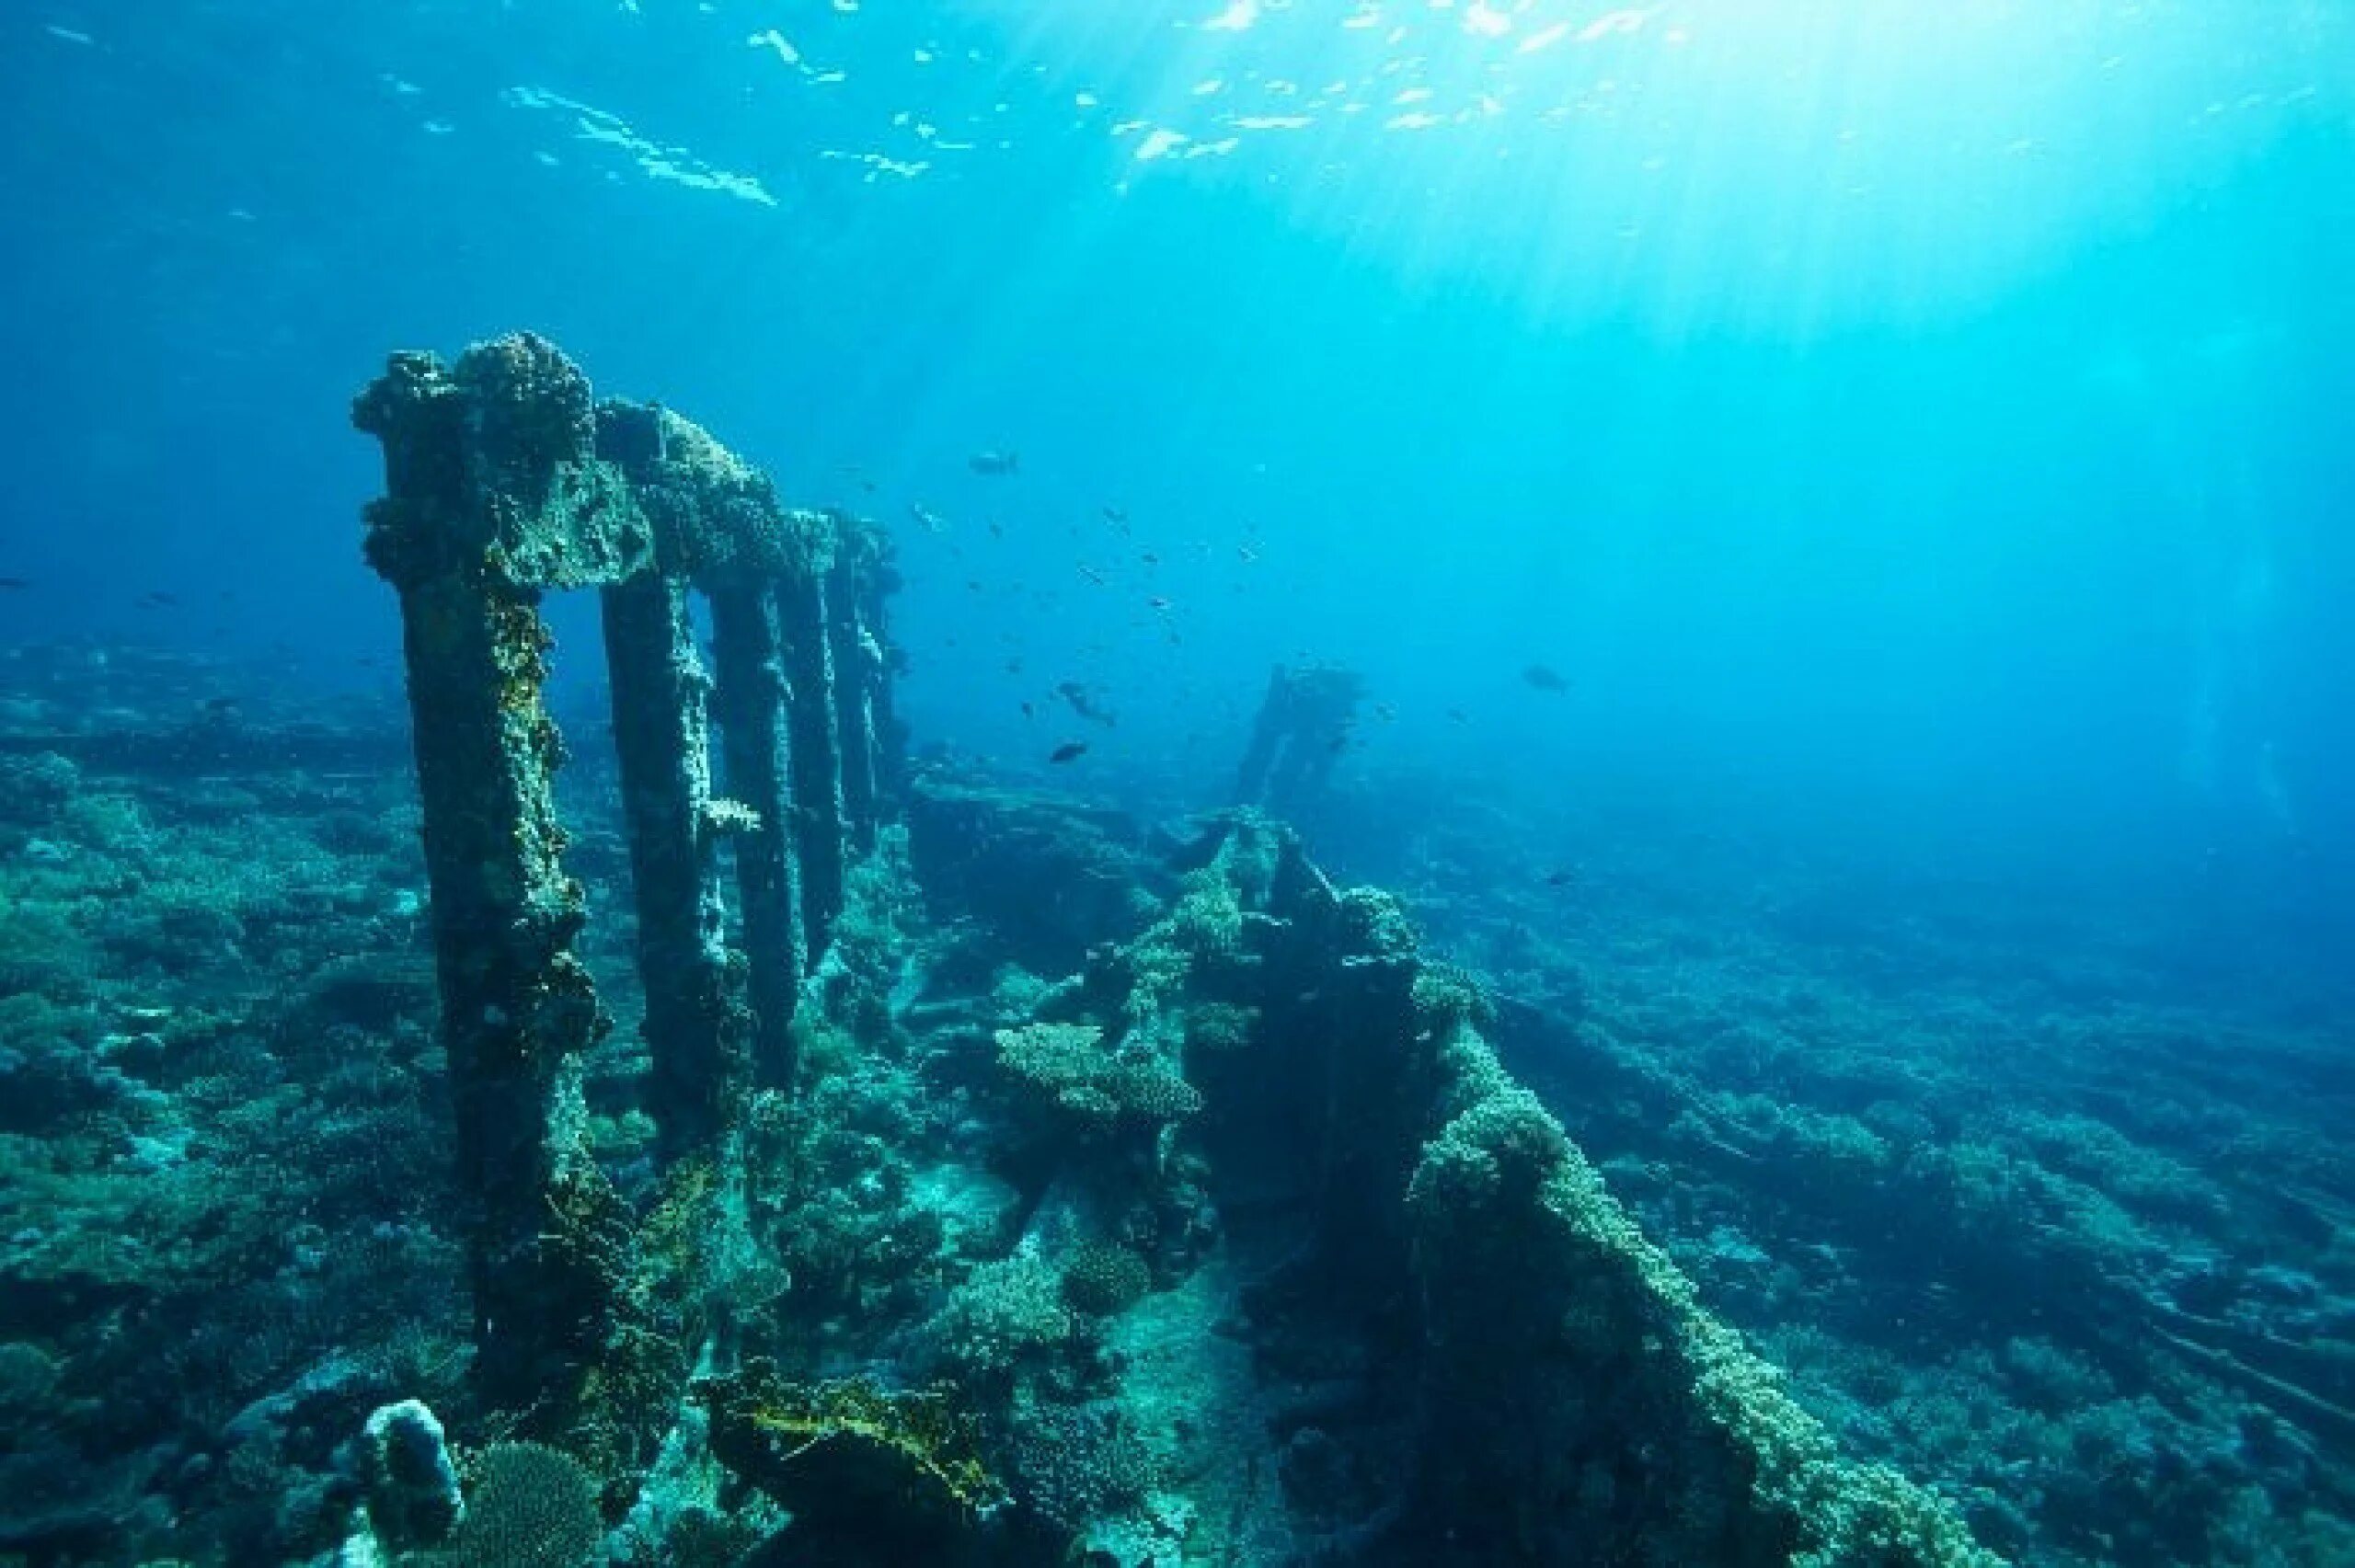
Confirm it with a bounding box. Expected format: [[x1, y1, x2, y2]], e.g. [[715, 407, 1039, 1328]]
[[699, 1359, 1003, 1544]]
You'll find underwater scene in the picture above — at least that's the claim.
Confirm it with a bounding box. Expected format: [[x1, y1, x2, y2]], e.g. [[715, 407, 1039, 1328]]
[[3, 3, 2353, 1565]]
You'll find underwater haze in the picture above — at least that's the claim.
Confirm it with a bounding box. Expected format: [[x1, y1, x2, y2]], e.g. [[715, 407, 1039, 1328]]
[[4, 2, 2355, 1565]]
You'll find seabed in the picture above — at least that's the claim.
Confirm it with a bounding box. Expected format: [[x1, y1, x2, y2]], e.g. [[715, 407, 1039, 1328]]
[[0, 337, 2347, 1568]]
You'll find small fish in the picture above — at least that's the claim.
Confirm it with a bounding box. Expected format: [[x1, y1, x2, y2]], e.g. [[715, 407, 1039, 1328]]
[[1545, 867, 1581, 888], [1147, 595, 1173, 612], [1236, 544, 1261, 564], [1077, 564, 1108, 586], [138, 591, 181, 609], [1021, 701, 1036, 718], [1140, 551, 1160, 567], [1049, 741, 1088, 764], [1373, 703, 1397, 722], [1055, 681, 1117, 726], [988, 520, 1005, 538], [1446, 707, 1468, 724], [1522, 663, 1571, 693], [969, 450, 1019, 476], [910, 502, 948, 534], [1102, 505, 1129, 524], [966, 579, 984, 593], [0, 577, 29, 590]]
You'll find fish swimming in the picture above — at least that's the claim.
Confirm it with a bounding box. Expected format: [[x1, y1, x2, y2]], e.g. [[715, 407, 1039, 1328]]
[[1055, 681, 1117, 727], [970, 450, 1019, 476], [1522, 664, 1571, 693], [1049, 741, 1088, 763]]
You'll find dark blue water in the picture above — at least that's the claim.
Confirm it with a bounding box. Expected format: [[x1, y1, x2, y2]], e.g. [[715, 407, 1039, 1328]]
[[6, 3, 2349, 887]]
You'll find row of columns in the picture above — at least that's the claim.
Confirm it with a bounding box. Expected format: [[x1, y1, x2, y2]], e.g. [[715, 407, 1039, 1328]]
[[353, 334, 900, 1412]]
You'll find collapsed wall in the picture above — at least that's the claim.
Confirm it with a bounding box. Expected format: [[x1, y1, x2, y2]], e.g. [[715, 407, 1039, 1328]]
[[915, 792, 2000, 1565]]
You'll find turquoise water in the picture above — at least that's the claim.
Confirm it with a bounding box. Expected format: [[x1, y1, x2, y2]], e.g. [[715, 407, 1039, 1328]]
[[6, 3, 2350, 871], [5, 4, 2355, 1563]]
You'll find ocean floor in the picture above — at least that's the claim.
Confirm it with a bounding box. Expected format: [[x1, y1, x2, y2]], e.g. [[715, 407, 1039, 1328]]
[[1, 645, 2349, 1565]]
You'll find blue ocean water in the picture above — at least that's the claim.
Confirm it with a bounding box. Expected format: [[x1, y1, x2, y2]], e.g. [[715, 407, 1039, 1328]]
[[6, 3, 2351, 870], [3, 3, 2353, 1563]]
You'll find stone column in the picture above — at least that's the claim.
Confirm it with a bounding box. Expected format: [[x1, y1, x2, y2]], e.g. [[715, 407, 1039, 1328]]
[[1233, 666, 1293, 807], [602, 573, 752, 1160], [708, 582, 808, 1087], [852, 539, 908, 809], [352, 343, 615, 1414], [825, 556, 879, 853], [777, 568, 846, 963]]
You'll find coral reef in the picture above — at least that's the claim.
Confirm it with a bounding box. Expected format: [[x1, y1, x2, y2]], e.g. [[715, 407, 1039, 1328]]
[[4, 641, 2308, 1565], [6, 337, 2344, 1567]]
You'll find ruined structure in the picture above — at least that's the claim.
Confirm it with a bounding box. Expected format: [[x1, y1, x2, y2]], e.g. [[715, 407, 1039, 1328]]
[[350, 338, 1993, 1565], [352, 332, 901, 1418], [1234, 662, 1365, 815], [902, 794, 2002, 1566]]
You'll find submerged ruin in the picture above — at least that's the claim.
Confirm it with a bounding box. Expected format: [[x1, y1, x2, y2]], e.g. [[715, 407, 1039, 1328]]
[[344, 333, 1996, 1565]]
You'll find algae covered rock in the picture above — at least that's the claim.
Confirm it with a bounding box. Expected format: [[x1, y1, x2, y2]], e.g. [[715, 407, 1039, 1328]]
[[698, 1358, 1004, 1550]]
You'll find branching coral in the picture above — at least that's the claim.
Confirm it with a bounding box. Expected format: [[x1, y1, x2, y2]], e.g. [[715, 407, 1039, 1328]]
[[440, 1440, 603, 1568], [1005, 1400, 1163, 1531], [1181, 1001, 1258, 1057], [926, 1256, 1074, 1381], [994, 1022, 1202, 1131]]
